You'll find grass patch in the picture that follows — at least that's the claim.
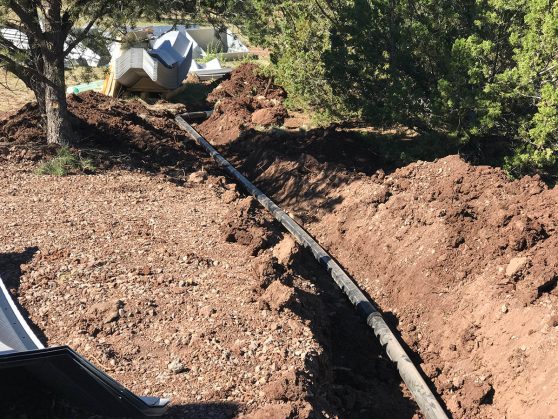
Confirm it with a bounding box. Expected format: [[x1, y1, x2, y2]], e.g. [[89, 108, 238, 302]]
[[227, 54, 268, 69], [36, 147, 95, 176]]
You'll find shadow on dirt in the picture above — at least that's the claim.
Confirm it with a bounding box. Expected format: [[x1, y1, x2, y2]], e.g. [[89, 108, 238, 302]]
[[221, 127, 384, 177], [169, 80, 217, 112], [218, 125, 516, 220], [0, 248, 37, 288], [285, 247, 419, 418], [0, 248, 49, 349], [221, 123, 515, 177]]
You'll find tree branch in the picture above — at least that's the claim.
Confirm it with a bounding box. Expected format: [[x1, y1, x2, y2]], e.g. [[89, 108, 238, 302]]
[[63, 0, 112, 56], [61, 0, 93, 35], [313, 0, 340, 28], [0, 33, 26, 54], [0, 60, 33, 90], [0, 52, 55, 87], [7, 0, 44, 41]]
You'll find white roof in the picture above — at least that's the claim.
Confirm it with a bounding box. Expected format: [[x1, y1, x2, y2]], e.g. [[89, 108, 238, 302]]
[[0, 28, 101, 67]]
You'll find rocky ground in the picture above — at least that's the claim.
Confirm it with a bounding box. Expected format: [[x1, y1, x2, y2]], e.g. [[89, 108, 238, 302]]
[[2, 63, 557, 419], [0, 89, 416, 418]]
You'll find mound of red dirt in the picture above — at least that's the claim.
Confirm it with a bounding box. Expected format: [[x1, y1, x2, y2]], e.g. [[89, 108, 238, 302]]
[[220, 129, 558, 418], [197, 64, 288, 145], [0, 92, 205, 176], [206, 63, 286, 104], [0, 161, 417, 418]]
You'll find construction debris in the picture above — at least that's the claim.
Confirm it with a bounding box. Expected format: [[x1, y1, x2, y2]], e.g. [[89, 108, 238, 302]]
[[103, 26, 246, 97], [113, 29, 193, 92]]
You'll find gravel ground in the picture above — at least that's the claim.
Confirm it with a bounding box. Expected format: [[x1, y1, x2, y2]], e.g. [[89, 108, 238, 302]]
[[0, 162, 416, 418]]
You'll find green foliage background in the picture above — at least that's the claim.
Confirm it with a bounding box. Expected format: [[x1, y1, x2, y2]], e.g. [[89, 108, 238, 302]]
[[232, 0, 558, 177]]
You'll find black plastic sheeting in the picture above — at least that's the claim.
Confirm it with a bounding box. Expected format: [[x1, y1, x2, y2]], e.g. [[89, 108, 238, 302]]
[[0, 347, 168, 416]]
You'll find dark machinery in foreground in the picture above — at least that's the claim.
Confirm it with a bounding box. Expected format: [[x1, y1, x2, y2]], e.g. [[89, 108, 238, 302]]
[[0, 276, 168, 417]]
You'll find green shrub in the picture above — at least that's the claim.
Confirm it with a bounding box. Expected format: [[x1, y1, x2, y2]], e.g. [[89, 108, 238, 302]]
[[36, 147, 95, 176], [232, 0, 558, 178]]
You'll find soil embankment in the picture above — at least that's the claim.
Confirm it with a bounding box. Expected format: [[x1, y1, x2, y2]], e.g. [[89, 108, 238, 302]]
[[0, 90, 416, 418], [199, 65, 558, 418]]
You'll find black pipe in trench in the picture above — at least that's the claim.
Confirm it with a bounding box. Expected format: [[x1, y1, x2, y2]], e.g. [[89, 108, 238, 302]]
[[175, 114, 448, 419]]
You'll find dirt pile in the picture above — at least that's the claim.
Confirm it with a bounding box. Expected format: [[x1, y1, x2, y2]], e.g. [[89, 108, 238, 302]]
[[221, 129, 558, 418], [197, 64, 288, 145], [0, 159, 417, 418], [0, 92, 204, 177]]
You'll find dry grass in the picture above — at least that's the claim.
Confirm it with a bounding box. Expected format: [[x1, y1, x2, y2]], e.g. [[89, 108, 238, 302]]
[[0, 67, 108, 117], [0, 71, 34, 116], [65, 66, 108, 85]]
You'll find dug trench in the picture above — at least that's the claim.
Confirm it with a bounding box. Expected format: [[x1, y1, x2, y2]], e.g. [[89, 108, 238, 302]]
[[2, 63, 557, 418], [191, 65, 558, 418], [220, 200, 419, 418], [1, 90, 418, 417]]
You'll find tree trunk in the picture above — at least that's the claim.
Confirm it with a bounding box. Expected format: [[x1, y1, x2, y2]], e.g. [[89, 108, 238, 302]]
[[42, 0, 73, 146], [32, 80, 46, 116], [29, 40, 46, 115], [43, 57, 72, 146]]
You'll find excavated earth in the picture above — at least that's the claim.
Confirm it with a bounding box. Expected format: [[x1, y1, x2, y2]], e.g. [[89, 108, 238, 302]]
[[2, 64, 558, 419], [197, 64, 288, 145], [0, 91, 202, 177], [0, 92, 416, 418], [193, 67, 558, 418]]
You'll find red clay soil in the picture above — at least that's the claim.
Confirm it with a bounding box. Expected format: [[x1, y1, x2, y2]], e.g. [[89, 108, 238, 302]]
[[187, 65, 558, 418], [197, 64, 288, 145], [0, 95, 418, 418], [221, 131, 558, 418]]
